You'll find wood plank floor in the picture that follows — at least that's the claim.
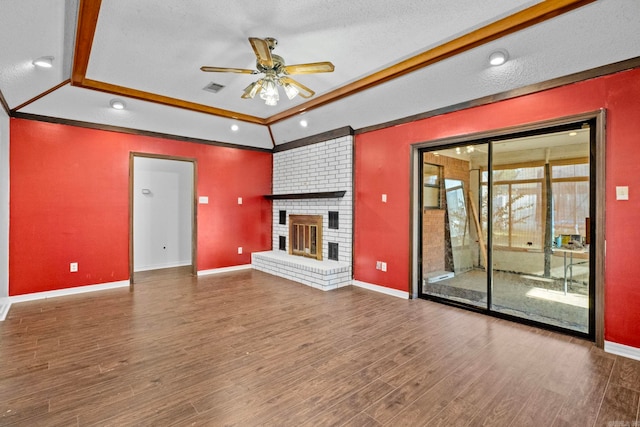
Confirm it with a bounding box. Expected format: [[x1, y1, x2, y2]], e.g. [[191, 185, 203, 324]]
[[1, 268, 639, 426]]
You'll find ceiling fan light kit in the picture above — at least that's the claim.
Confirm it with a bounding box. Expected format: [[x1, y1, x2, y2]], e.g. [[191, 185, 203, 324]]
[[201, 37, 334, 106], [282, 81, 299, 100], [260, 72, 280, 106]]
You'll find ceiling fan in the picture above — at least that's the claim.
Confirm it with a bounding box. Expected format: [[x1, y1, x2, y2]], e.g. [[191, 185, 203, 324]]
[[200, 37, 335, 106]]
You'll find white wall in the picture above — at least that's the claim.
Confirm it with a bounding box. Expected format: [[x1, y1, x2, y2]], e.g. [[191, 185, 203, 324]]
[[0, 110, 8, 298], [133, 157, 193, 272]]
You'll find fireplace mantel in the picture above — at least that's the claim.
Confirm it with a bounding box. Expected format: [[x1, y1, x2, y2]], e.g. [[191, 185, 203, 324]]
[[264, 191, 346, 200]]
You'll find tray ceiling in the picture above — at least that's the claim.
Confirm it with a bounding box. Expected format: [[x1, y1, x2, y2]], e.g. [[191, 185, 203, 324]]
[[1, 0, 640, 149]]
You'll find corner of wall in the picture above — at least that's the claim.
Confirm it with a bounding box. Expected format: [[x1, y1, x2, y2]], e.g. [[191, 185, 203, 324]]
[[0, 111, 9, 299]]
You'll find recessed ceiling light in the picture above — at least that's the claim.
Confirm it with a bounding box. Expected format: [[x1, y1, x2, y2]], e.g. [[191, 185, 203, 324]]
[[569, 131, 578, 136], [300, 119, 308, 128], [488, 50, 509, 66], [109, 99, 126, 110], [230, 124, 239, 132], [33, 56, 54, 68]]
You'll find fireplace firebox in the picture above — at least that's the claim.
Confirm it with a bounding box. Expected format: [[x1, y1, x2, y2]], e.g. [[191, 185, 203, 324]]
[[289, 215, 323, 260]]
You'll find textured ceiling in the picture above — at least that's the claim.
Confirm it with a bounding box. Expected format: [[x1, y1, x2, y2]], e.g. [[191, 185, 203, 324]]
[[1, 0, 639, 149]]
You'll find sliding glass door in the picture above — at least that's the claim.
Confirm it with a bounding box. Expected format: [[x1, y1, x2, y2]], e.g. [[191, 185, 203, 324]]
[[419, 121, 594, 337], [489, 128, 591, 333], [421, 143, 488, 308]]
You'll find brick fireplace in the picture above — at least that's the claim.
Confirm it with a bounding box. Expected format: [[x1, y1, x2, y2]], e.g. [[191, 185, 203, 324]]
[[251, 132, 353, 291]]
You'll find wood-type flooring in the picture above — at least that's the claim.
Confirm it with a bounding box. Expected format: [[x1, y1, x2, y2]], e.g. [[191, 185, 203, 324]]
[[1, 268, 639, 426]]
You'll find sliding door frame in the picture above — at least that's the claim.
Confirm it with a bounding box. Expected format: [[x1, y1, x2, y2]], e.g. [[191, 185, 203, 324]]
[[410, 110, 606, 346]]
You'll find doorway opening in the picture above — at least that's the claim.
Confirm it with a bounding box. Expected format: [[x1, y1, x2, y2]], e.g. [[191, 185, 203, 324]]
[[129, 153, 197, 288], [412, 112, 605, 343]]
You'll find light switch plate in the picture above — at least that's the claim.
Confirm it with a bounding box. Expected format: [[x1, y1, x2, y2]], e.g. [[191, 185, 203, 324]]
[[238, 197, 243, 205], [199, 196, 209, 204], [616, 186, 629, 200], [381, 194, 387, 203]]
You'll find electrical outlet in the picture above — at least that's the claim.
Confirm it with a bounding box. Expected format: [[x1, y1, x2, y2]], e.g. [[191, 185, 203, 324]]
[[381, 194, 387, 203], [238, 247, 243, 254], [376, 261, 382, 270], [381, 262, 387, 272], [70, 262, 78, 272], [237, 197, 243, 205]]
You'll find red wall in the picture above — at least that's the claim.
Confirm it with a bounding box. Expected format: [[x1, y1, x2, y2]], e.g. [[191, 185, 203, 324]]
[[354, 67, 640, 348], [9, 119, 272, 295]]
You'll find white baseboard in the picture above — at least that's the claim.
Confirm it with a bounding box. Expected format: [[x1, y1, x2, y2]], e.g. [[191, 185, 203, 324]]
[[134, 261, 191, 272], [351, 280, 410, 299], [8, 280, 130, 305], [197, 264, 252, 276], [605, 340, 640, 362], [0, 298, 10, 321]]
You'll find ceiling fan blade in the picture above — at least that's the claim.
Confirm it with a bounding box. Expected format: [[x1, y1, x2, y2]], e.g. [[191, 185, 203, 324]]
[[282, 62, 335, 75], [200, 66, 257, 74], [279, 76, 315, 98], [249, 37, 273, 68]]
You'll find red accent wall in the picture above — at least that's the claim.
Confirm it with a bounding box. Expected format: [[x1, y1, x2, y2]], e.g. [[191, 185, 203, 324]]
[[9, 119, 272, 295], [354, 67, 640, 348]]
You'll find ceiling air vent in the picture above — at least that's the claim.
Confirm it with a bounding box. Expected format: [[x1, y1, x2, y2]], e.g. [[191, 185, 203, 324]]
[[203, 82, 225, 93]]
